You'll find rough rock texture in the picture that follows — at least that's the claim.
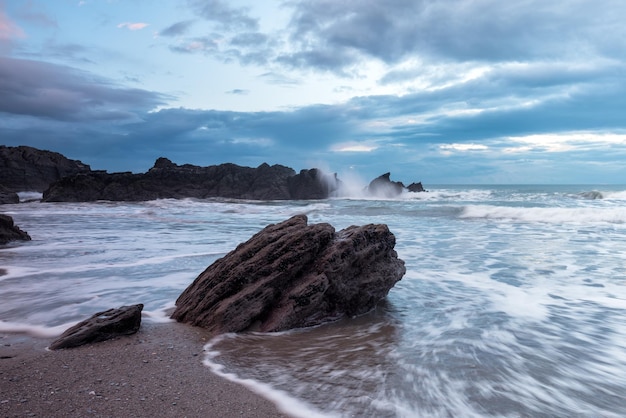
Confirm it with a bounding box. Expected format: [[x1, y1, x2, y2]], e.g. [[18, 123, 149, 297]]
[[43, 158, 342, 202], [0, 145, 91, 192], [49, 304, 143, 350], [171, 215, 405, 335], [0, 185, 19, 204], [287, 168, 340, 199], [0, 214, 31, 245]]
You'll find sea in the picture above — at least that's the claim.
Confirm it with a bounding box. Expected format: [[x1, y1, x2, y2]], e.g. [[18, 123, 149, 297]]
[[1, 184, 626, 417]]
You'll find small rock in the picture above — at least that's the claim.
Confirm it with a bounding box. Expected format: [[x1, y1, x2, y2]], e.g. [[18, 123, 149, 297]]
[[49, 304, 143, 350]]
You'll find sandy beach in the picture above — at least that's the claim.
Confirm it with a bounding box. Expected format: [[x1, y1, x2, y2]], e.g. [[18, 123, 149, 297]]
[[0, 322, 288, 418]]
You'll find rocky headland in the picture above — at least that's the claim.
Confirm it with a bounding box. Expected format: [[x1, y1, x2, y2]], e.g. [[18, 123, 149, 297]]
[[0, 145, 91, 194], [42, 157, 338, 202], [42, 158, 424, 202], [1, 145, 426, 203]]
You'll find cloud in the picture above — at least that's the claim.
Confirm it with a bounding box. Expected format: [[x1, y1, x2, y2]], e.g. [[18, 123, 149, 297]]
[[0, 57, 169, 121], [117, 22, 149, 31], [258, 72, 300, 86], [169, 36, 218, 54], [4, 86, 626, 183], [280, 0, 626, 72], [173, 0, 626, 86], [159, 20, 194, 37], [187, 0, 258, 31], [226, 89, 249, 95], [331, 142, 378, 153]]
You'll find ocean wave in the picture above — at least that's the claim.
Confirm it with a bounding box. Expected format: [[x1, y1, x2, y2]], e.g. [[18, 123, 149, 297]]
[[204, 333, 332, 418], [0, 320, 69, 338], [577, 190, 605, 200], [574, 189, 626, 201], [459, 205, 626, 223]]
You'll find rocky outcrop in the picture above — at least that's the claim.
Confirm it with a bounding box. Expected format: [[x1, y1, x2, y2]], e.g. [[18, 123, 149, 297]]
[[0, 214, 31, 245], [288, 168, 341, 200], [0, 145, 91, 193], [171, 215, 405, 335], [43, 158, 341, 202], [0, 185, 19, 204], [407, 182, 426, 192], [367, 173, 426, 197], [49, 304, 143, 350], [367, 173, 405, 198]]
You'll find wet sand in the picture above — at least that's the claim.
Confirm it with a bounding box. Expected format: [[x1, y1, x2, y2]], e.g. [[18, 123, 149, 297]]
[[0, 322, 289, 417]]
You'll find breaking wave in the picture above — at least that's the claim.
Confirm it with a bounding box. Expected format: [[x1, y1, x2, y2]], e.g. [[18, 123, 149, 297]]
[[459, 205, 626, 223]]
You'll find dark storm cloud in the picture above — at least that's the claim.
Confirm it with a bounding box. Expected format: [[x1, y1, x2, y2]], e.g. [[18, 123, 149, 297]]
[[159, 20, 195, 37], [4, 73, 626, 180], [0, 56, 168, 121], [280, 0, 626, 72], [174, 0, 626, 80]]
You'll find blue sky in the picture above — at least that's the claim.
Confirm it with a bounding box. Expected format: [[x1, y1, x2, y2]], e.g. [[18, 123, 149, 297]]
[[1, 0, 626, 184]]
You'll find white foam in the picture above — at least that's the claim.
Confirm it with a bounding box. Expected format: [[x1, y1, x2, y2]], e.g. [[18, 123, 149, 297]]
[[603, 190, 626, 200], [0, 320, 69, 338], [17, 191, 43, 202], [203, 334, 335, 418], [460, 205, 626, 223]]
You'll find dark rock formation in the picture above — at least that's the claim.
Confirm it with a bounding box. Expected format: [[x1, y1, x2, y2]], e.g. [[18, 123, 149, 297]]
[[366, 173, 427, 197], [367, 173, 406, 198], [0, 185, 19, 204], [49, 304, 143, 350], [288, 168, 340, 199], [407, 182, 426, 192], [0, 214, 31, 245], [171, 215, 405, 335], [0, 145, 91, 192], [43, 158, 342, 202]]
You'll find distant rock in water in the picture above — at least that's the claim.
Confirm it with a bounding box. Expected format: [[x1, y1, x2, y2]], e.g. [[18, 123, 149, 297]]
[[171, 215, 405, 335], [0, 214, 31, 245], [49, 304, 143, 350], [0, 145, 91, 193], [407, 182, 426, 192], [578, 191, 604, 200], [43, 158, 342, 202], [366, 173, 427, 197]]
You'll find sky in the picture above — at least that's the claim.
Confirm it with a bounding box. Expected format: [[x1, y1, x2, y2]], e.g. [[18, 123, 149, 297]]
[[1, 0, 626, 184]]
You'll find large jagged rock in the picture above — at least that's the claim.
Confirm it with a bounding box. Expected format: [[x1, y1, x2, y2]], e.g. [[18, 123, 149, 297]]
[[49, 304, 143, 350], [0, 214, 31, 245], [0, 145, 91, 193], [43, 158, 342, 202], [171, 215, 405, 335]]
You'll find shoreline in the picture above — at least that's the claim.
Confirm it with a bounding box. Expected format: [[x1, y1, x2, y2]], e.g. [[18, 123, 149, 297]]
[[1, 322, 289, 417]]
